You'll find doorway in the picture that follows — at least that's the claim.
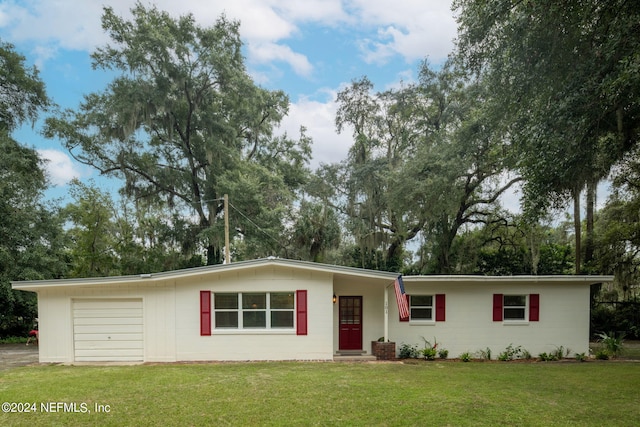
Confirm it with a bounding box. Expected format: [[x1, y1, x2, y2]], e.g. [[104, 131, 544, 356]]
[[339, 296, 362, 350]]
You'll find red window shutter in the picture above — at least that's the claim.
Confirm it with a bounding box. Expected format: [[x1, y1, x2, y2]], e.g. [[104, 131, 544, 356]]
[[493, 294, 503, 321], [400, 294, 410, 322], [529, 294, 540, 321], [435, 294, 446, 322], [200, 291, 211, 336], [296, 290, 308, 335]]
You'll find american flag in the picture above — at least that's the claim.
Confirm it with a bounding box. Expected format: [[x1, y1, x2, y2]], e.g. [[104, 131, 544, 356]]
[[394, 276, 410, 320]]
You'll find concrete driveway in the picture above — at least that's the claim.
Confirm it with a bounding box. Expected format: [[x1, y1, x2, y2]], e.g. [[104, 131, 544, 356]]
[[0, 343, 39, 371]]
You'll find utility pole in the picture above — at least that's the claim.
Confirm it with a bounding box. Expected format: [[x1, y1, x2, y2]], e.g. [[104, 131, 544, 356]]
[[224, 194, 230, 264]]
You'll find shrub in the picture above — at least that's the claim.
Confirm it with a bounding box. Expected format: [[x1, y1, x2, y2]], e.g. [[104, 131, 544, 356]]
[[398, 343, 420, 359], [591, 301, 640, 340], [477, 347, 492, 361], [595, 349, 610, 360], [551, 346, 570, 360], [438, 349, 449, 359], [498, 344, 523, 361], [0, 336, 28, 344], [460, 352, 472, 362], [575, 352, 587, 362], [597, 331, 625, 358], [421, 336, 440, 360], [538, 352, 558, 362], [423, 347, 437, 360]]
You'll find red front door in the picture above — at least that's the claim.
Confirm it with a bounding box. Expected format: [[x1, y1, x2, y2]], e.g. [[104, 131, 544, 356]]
[[339, 296, 362, 350]]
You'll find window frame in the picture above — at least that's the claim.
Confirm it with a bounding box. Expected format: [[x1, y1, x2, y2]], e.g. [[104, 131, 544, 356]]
[[212, 292, 295, 331], [502, 294, 528, 323], [409, 294, 435, 323]]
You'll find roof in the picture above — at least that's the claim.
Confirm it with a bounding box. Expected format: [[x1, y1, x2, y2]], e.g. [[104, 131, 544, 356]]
[[403, 275, 613, 285], [11, 257, 399, 290], [11, 257, 614, 291]]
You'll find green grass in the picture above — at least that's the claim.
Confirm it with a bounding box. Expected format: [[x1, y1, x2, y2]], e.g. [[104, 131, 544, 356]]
[[0, 337, 27, 344], [1, 362, 639, 426]]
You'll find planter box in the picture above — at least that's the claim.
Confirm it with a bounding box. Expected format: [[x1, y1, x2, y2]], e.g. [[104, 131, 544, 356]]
[[372, 341, 396, 360]]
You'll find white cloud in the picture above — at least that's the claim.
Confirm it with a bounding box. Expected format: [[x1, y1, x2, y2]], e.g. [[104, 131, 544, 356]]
[[498, 178, 523, 214], [248, 42, 313, 77], [278, 91, 352, 169], [0, 0, 454, 77], [37, 149, 85, 187], [0, 0, 111, 52], [0, 0, 317, 77], [273, 0, 348, 23], [349, 0, 456, 64]]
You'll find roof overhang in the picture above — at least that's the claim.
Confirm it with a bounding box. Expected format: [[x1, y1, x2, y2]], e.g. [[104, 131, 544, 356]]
[[11, 257, 399, 291], [403, 275, 614, 286], [12, 257, 614, 292]]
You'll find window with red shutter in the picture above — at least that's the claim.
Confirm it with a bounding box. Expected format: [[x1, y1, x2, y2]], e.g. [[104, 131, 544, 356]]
[[493, 294, 503, 321], [296, 290, 307, 335], [435, 294, 446, 322], [529, 294, 540, 321], [200, 291, 211, 336]]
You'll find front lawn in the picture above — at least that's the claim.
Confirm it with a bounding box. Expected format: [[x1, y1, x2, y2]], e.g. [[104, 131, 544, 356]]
[[1, 361, 639, 426]]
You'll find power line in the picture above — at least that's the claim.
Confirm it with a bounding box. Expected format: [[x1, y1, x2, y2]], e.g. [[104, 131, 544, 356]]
[[227, 201, 282, 246]]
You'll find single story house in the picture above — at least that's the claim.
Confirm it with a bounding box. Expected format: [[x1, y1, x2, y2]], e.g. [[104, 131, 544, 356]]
[[11, 258, 612, 363]]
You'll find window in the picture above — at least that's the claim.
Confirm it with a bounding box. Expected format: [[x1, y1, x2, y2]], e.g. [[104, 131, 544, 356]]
[[213, 292, 294, 329], [270, 293, 295, 328], [493, 294, 539, 322], [214, 293, 239, 328], [410, 295, 433, 321], [503, 295, 526, 320]]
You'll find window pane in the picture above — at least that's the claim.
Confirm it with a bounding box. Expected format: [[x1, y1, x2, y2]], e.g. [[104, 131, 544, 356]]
[[504, 308, 525, 320], [271, 293, 294, 309], [215, 293, 238, 309], [411, 295, 433, 306], [243, 311, 266, 328], [243, 293, 266, 309], [504, 295, 526, 306], [215, 311, 238, 328], [411, 308, 433, 320], [271, 311, 294, 328]]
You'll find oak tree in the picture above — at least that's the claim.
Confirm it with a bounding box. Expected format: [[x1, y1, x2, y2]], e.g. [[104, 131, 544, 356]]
[[46, 3, 310, 265]]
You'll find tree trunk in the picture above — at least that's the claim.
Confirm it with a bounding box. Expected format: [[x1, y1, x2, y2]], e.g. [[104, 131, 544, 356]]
[[572, 186, 582, 275], [585, 179, 596, 266], [434, 228, 456, 274], [206, 244, 222, 265], [386, 239, 404, 272]]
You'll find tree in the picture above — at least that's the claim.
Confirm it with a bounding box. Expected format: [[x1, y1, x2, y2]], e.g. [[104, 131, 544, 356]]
[[114, 198, 205, 274], [0, 135, 69, 337], [454, 0, 640, 272], [0, 40, 66, 337], [329, 76, 427, 270], [438, 214, 575, 276], [593, 149, 640, 298], [322, 62, 519, 272], [63, 179, 119, 277], [291, 200, 341, 262], [0, 40, 49, 132], [46, 3, 310, 265], [409, 73, 521, 273]]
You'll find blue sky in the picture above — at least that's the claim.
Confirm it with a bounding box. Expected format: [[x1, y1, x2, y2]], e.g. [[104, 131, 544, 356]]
[[0, 0, 458, 202]]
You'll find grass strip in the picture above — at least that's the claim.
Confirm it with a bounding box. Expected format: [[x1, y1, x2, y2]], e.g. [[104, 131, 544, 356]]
[[1, 361, 639, 426]]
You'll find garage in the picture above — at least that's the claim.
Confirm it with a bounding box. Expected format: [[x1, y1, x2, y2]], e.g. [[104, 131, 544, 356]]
[[72, 298, 144, 362]]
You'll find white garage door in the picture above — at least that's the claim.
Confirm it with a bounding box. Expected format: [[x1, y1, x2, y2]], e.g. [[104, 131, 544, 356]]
[[73, 298, 144, 362]]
